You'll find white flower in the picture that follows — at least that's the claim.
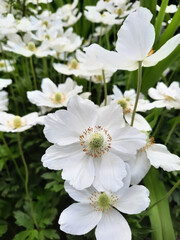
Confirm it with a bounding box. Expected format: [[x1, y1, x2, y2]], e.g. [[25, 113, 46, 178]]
[[110, 85, 152, 131], [0, 78, 12, 90], [27, 77, 83, 108], [88, 7, 180, 71], [4, 34, 55, 58], [0, 14, 17, 40], [129, 134, 180, 185], [26, 0, 52, 4], [156, 4, 178, 14], [0, 112, 39, 132], [148, 82, 180, 109], [42, 96, 146, 191], [59, 181, 150, 240], [0, 59, 14, 72], [0, 0, 10, 14]]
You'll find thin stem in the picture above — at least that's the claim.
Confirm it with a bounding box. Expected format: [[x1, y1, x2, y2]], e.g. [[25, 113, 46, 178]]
[[1, 132, 24, 182], [165, 116, 180, 145], [131, 61, 142, 126], [153, 109, 167, 137], [17, 133, 39, 230], [30, 56, 37, 89], [105, 25, 110, 50], [139, 179, 180, 222], [102, 69, 107, 106]]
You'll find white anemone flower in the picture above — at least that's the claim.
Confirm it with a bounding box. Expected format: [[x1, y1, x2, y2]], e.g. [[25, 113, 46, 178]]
[[0, 79, 12, 90], [129, 134, 180, 185], [0, 14, 17, 40], [156, 4, 178, 14], [42, 96, 146, 191], [4, 34, 55, 58], [59, 181, 150, 240], [88, 7, 180, 71], [0, 112, 39, 132], [148, 82, 180, 109], [0, 59, 14, 72], [0, 1, 10, 14], [0, 91, 8, 111], [26, 0, 52, 4], [27, 77, 83, 108], [110, 85, 152, 131]]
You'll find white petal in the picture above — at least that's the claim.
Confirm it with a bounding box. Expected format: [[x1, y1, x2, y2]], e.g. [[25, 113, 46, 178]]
[[95, 209, 131, 240], [147, 144, 180, 171], [128, 150, 151, 185], [125, 113, 152, 131], [41, 143, 81, 170], [143, 34, 180, 67], [93, 152, 127, 192], [43, 110, 81, 145], [41, 78, 58, 95], [27, 91, 51, 107], [115, 185, 150, 214], [111, 126, 146, 155], [62, 154, 95, 190], [64, 181, 96, 203], [116, 7, 155, 61], [59, 203, 102, 235]]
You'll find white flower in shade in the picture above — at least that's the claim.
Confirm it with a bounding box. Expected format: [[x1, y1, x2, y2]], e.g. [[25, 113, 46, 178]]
[[0, 59, 14, 72], [128, 133, 180, 185], [0, 112, 39, 132], [27, 77, 83, 108], [26, 0, 52, 4], [0, 91, 8, 111], [59, 181, 150, 240], [0, 1, 10, 14], [110, 85, 152, 131], [0, 79, 12, 90], [148, 82, 180, 109], [89, 7, 180, 71], [42, 96, 146, 191]]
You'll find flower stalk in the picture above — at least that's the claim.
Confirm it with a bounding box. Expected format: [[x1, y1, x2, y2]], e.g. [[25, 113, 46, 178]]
[[131, 61, 142, 126]]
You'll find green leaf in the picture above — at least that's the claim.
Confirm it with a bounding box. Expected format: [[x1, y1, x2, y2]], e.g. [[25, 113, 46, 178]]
[[0, 220, 8, 237], [157, 5, 180, 48], [154, 0, 169, 45], [13, 230, 39, 240], [39, 229, 60, 240], [14, 211, 34, 230]]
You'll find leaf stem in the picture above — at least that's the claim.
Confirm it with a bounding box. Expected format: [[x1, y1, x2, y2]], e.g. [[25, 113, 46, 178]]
[[30, 56, 37, 89]]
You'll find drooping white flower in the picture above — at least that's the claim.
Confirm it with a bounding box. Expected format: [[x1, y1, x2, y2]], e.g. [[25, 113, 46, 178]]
[[59, 181, 150, 240], [27, 77, 83, 108], [0, 78, 12, 90], [129, 134, 180, 185], [148, 82, 180, 109], [0, 112, 39, 132], [42, 96, 146, 191], [87, 7, 180, 71]]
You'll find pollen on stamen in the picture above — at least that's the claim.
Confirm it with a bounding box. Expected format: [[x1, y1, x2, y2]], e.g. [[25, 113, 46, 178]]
[[147, 48, 155, 56], [140, 137, 155, 152]]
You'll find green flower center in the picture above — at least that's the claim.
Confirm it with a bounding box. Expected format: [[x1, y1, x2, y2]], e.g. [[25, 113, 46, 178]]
[[0, 61, 5, 67], [68, 59, 79, 69], [95, 75, 103, 83], [97, 193, 111, 209], [89, 132, 104, 149], [115, 8, 124, 15], [27, 42, 36, 52], [13, 116, 22, 128], [54, 92, 62, 103], [117, 99, 128, 110]]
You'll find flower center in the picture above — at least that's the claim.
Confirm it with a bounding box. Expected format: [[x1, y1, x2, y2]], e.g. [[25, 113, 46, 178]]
[[147, 48, 155, 56], [163, 94, 175, 101], [42, 20, 49, 28], [0, 61, 5, 67], [67, 59, 79, 69], [27, 42, 36, 52], [140, 136, 155, 152], [115, 8, 124, 15], [94, 75, 103, 83], [45, 34, 50, 40], [80, 126, 112, 158], [50, 92, 66, 104], [89, 132, 104, 149], [117, 98, 131, 114], [89, 191, 119, 213], [13, 116, 22, 128]]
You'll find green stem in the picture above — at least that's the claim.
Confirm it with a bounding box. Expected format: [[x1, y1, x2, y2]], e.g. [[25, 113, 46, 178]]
[[0, 132, 24, 182], [140, 179, 180, 222], [96, 84, 102, 106], [102, 70, 107, 106], [105, 25, 110, 50], [165, 116, 180, 145], [153, 109, 167, 137], [131, 61, 142, 126], [30, 56, 37, 89], [17, 133, 39, 230]]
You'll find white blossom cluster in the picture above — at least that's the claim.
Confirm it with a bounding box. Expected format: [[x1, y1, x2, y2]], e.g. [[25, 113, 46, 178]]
[[0, 1, 180, 239]]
